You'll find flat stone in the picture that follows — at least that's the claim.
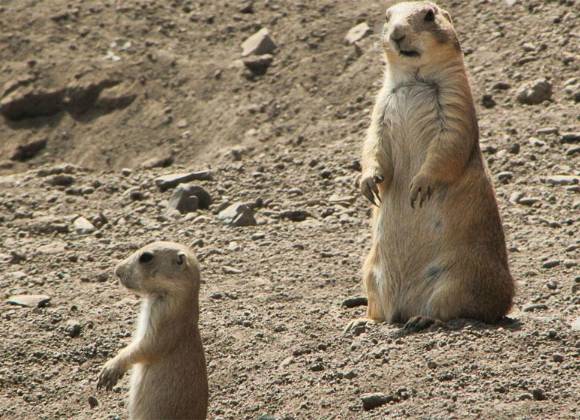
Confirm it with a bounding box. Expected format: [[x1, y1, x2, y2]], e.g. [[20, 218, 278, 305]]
[[542, 260, 560, 269], [10, 138, 47, 161], [38, 241, 67, 254], [217, 202, 256, 227], [522, 303, 548, 312], [361, 393, 393, 411], [278, 210, 311, 222], [155, 171, 213, 191], [518, 197, 541, 206], [345, 22, 371, 44], [241, 28, 276, 57], [543, 175, 579, 186], [560, 132, 579, 144], [74, 217, 96, 234], [6, 294, 51, 308], [242, 54, 273, 76]]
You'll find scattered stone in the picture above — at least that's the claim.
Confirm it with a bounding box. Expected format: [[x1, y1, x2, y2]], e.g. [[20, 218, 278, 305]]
[[65, 320, 82, 338], [6, 294, 51, 308], [239, 0, 254, 13], [481, 94, 496, 109], [141, 154, 174, 169], [522, 303, 548, 312], [516, 79, 552, 105], [168, 188, 199, 214], [73, 217, 96, 234], [345, 22, 371, 45], [155, 171, 212, 191], [218, 203, 256, 227], [492, 81, 511, 90], [38, 241, 67, 254], [241, 28, 276, 57], [560, 132, 579, 144], [126, 188, 145, 201], [88, 396, 99, 409], [544, 175, 579, 186], [29, 216, 69, 234], [341, 296, 368, 308], [497, 171, 513, 183], [508, 143, 520, 154], [542, 260, 560, 269], [536, 127, 558, 136], [46, 174, 75, 187], [174, 184, 211, 209], [361, 393, 393, 411], [242, 54, 273, 76], [278, 210, 311, 222], [10, 138, 48, 161], [518, 196, 541, 206], [532, 388, 546, 401], [566, 146, 580, 156], [223, 266, 242, 274], [552, 353, 564, 363]]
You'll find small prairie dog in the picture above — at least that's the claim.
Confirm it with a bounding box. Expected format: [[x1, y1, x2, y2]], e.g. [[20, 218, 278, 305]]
[[356, 1, 514, 331], [97, 241, 208, 420]]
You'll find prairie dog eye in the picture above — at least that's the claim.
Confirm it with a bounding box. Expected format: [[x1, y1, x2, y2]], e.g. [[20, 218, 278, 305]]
[[424, 9, 435, 22], [139, 252, 154, 264]]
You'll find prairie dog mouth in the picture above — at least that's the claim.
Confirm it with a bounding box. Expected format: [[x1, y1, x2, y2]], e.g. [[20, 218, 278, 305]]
[[398, 48, 420, 58]]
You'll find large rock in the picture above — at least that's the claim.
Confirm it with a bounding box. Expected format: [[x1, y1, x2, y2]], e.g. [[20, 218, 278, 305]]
[[218, 203, 256, 227], [155, 170, 213, 191], [167, 184, 212, 214], [242, 28, 276, 57], [516, 79, 552, 105], [345, 22, 371, 44]]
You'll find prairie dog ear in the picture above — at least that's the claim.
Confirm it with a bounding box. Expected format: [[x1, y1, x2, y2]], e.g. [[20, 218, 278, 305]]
[[441, 9, 453, 24], [176, 252, 186, 266]]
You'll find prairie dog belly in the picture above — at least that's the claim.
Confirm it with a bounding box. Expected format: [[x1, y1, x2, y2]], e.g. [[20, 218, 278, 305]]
[[376, 84, 446, 297]]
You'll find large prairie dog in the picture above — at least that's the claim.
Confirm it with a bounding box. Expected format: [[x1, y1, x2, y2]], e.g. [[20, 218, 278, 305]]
[[356, 1, 515, 331], [97, 241, 208, 420]]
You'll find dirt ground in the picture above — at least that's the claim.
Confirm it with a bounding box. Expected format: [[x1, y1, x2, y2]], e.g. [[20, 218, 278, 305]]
[[0, 0, 578, 419]]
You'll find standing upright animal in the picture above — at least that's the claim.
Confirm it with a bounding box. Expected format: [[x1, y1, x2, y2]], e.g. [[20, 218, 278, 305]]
[[354, 1, 514, 332], [97, 241, 208, 420]]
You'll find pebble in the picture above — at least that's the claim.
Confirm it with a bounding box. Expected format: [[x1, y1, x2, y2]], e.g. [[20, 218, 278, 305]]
[[481, 94, 496, 109], [542, 260, 560, 269], [65, 320, 82, 338], [361, 393, 393, 411], [242, 54, 273, 76], [241, 28, 276, 56], [88, 396, 99, 408], [517, 79, 552, 105], [6, 294, 51, 308], [532, 388, 546, 401], [522, 303, 548, 312], [223, 266, 242, 274], [560, 132, 579, 144], [543, 175, 579, 186], [217, 203, 256, 227], [344, 22, 371, 45], [46, 174, 75, 187], [552, 353, 564, 363], [278, 210, 311, 222], [73, 217, 96, 234], [518, 197, 541, 206], [341, 296, 368, 308]]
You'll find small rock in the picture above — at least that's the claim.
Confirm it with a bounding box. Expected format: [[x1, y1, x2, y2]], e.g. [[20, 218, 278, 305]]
[[155, 171, 212, 191], [361, 393, 393, 411], [168, 189, 199, 214], [492, 81, 511, 90], [566, 146, 580, 156], [74, 217, 96, 234], [88, 396, 99, 409], [65, 320, 82, 338], [345, 22, 371, 45], [223, 266, 242, 274], [518, 196, 541, 206], [309, 362, 324, 372], [497, 171, 513, 183], [217, 203, 256, 227], [560, 132, 579, 144], [552, 353, 564, 363], [516, 79, 552, 105], [508, 143, 520, 154], [46, 174, 75, 187], [542, 175, 579, 186], [242, 54, 273, 76], [10, 138, 48, 161], [121, 168, 132, 176], [481, 94, 496, 109], [239, 0, 254, 13], [536, 127, 559, 136], [241, 28, 276, 57], [6, 294, 51, 308], [542, 260, 560, 269], [341, 296, 368, 308], [278, 210, 311, 222], [522, 303, 548, 312], [532, 389, 546, 401]]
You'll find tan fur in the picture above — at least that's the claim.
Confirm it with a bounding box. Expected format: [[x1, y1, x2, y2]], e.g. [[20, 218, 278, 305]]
[[97, 241, 208, 420], [359, 1, 514, 326]]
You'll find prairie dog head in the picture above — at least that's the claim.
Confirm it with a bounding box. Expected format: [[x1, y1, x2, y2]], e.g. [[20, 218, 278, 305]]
[[115, 241, 201, 297], [383, 1, 460, 68]]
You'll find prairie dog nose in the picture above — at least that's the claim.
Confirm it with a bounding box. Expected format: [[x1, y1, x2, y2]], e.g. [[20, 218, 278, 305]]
[[390, 25, 406, 43]]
